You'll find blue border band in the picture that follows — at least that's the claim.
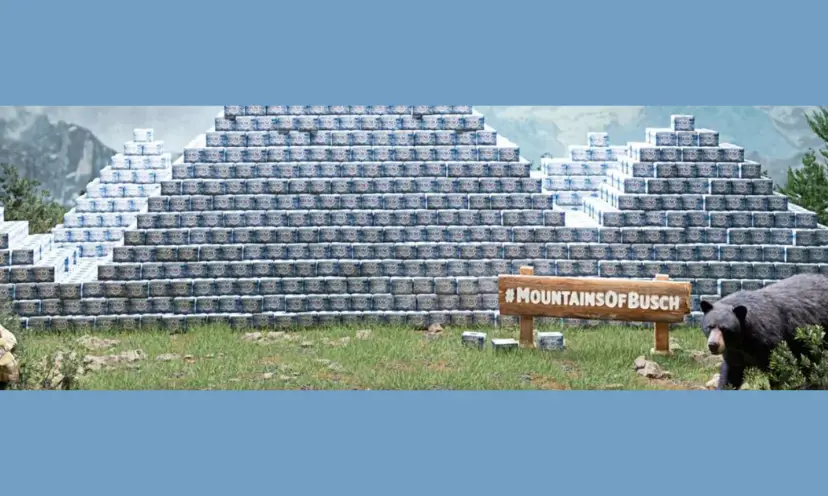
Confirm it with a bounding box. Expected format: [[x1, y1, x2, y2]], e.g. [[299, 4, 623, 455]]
[[6, 392, 826, 495], [2, 0, 826, 494], [0, 0, 825, 104]]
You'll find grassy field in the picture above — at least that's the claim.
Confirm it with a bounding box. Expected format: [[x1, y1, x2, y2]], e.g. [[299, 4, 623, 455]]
[[11, 322, 724, 390]]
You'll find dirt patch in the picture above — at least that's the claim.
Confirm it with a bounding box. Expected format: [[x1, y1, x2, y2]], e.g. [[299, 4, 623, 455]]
[[381, 360, 416, 373], [528, 374, 570, 390], [425, 359, 452, 372], [556, 359, 581, 378], [646, 378, 705, 390]]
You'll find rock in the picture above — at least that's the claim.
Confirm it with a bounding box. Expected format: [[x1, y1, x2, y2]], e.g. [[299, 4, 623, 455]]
[[633, 355, 672, 379], [155, 353, 181, 362], [633, 356, 649, 370], [83, 349, 147, 372], [262, 372, 275, 380], [0, 325, 18, 386], [356, 329, 372, 340], [324, 337, 351, 347], [669, 337, 683, 352], [706, 374, 721, 389], [242, 331, 288, 344], [426, 324, 443, 334], [0, 350, 19, 385], [0, 325, 17, 352], [76, 335, 120, 351], [689, 350, 724, 368]]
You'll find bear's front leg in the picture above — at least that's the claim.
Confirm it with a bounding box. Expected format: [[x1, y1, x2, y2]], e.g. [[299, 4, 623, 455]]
[[717, 361, 745, 390]]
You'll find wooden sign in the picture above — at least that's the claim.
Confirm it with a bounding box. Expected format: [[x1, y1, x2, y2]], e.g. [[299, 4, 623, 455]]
[[498, 268, 692, 353]]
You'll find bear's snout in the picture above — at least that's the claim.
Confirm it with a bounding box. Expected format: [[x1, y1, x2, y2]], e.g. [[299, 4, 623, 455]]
[[707, 328, 725, 355]]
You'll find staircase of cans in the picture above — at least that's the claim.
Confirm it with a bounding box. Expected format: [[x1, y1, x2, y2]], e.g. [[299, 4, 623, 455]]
[[17, 106, 564, 331], [540, 131, 627, 212], [0, 206, 79, 301], [581, 115, 828, 324], [0, 108, 826, 331], [0, 128, 179, 328]]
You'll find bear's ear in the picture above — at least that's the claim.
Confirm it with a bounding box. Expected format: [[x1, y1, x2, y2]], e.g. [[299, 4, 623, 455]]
[[700, 300, 714, 314], [733, 305, 748, 322]]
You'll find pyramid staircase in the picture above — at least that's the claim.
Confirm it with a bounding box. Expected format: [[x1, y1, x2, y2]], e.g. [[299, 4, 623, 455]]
[[580, 115, 828, 324], [0, 128, 183, 329], [0, 107, 825, 332], [0, 206, 80, 294], [540, 131, 627, 210]]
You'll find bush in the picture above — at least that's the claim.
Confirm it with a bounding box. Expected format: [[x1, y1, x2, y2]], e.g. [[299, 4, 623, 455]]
[[0, 163, 67, 234], [757, 325, 828, 390]]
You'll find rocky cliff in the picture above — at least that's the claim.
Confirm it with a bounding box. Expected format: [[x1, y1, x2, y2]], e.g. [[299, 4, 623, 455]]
[[0, 108, 115, 206]]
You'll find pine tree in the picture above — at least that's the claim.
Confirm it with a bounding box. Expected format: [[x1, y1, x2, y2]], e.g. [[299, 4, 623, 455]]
[[776, 108, 828, 226], [765, 326, 828, 390]]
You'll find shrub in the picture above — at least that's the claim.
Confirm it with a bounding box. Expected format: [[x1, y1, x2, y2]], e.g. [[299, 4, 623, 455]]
[[757, 325, 828, 390], [0, 163, 67, 234]]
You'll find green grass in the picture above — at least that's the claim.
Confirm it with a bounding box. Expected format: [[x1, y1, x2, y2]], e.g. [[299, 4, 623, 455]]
[[12, 323, 720, 390]]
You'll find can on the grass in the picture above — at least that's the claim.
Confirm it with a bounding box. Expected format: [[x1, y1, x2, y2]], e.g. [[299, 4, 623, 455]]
[[537, 332, 565, 351], [461, 331, 487, 350], [492, 338, 519, 352]]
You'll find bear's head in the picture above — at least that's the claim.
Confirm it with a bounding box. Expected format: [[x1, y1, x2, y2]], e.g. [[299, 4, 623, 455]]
[[700, 300, 748, 355]]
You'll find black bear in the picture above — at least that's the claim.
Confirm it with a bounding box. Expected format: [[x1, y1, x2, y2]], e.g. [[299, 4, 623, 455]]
[[700, 273, 828, 390]]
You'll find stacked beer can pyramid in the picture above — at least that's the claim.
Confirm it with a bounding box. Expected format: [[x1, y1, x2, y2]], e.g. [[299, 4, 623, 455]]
[[52, 128, 173, 259], [31, 105, 567, 330], [0, 194, 81, 319], [540, 132, 626, 209], [0, 129, 181, 329], [3, 109, 827, 331], [581, 115, 828, 323]]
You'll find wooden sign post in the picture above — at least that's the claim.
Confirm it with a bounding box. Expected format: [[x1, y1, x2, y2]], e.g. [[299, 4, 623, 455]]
[[518, 266, 535, 348], [498, 269, 692, 354], [652, 274, 672, 355]]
